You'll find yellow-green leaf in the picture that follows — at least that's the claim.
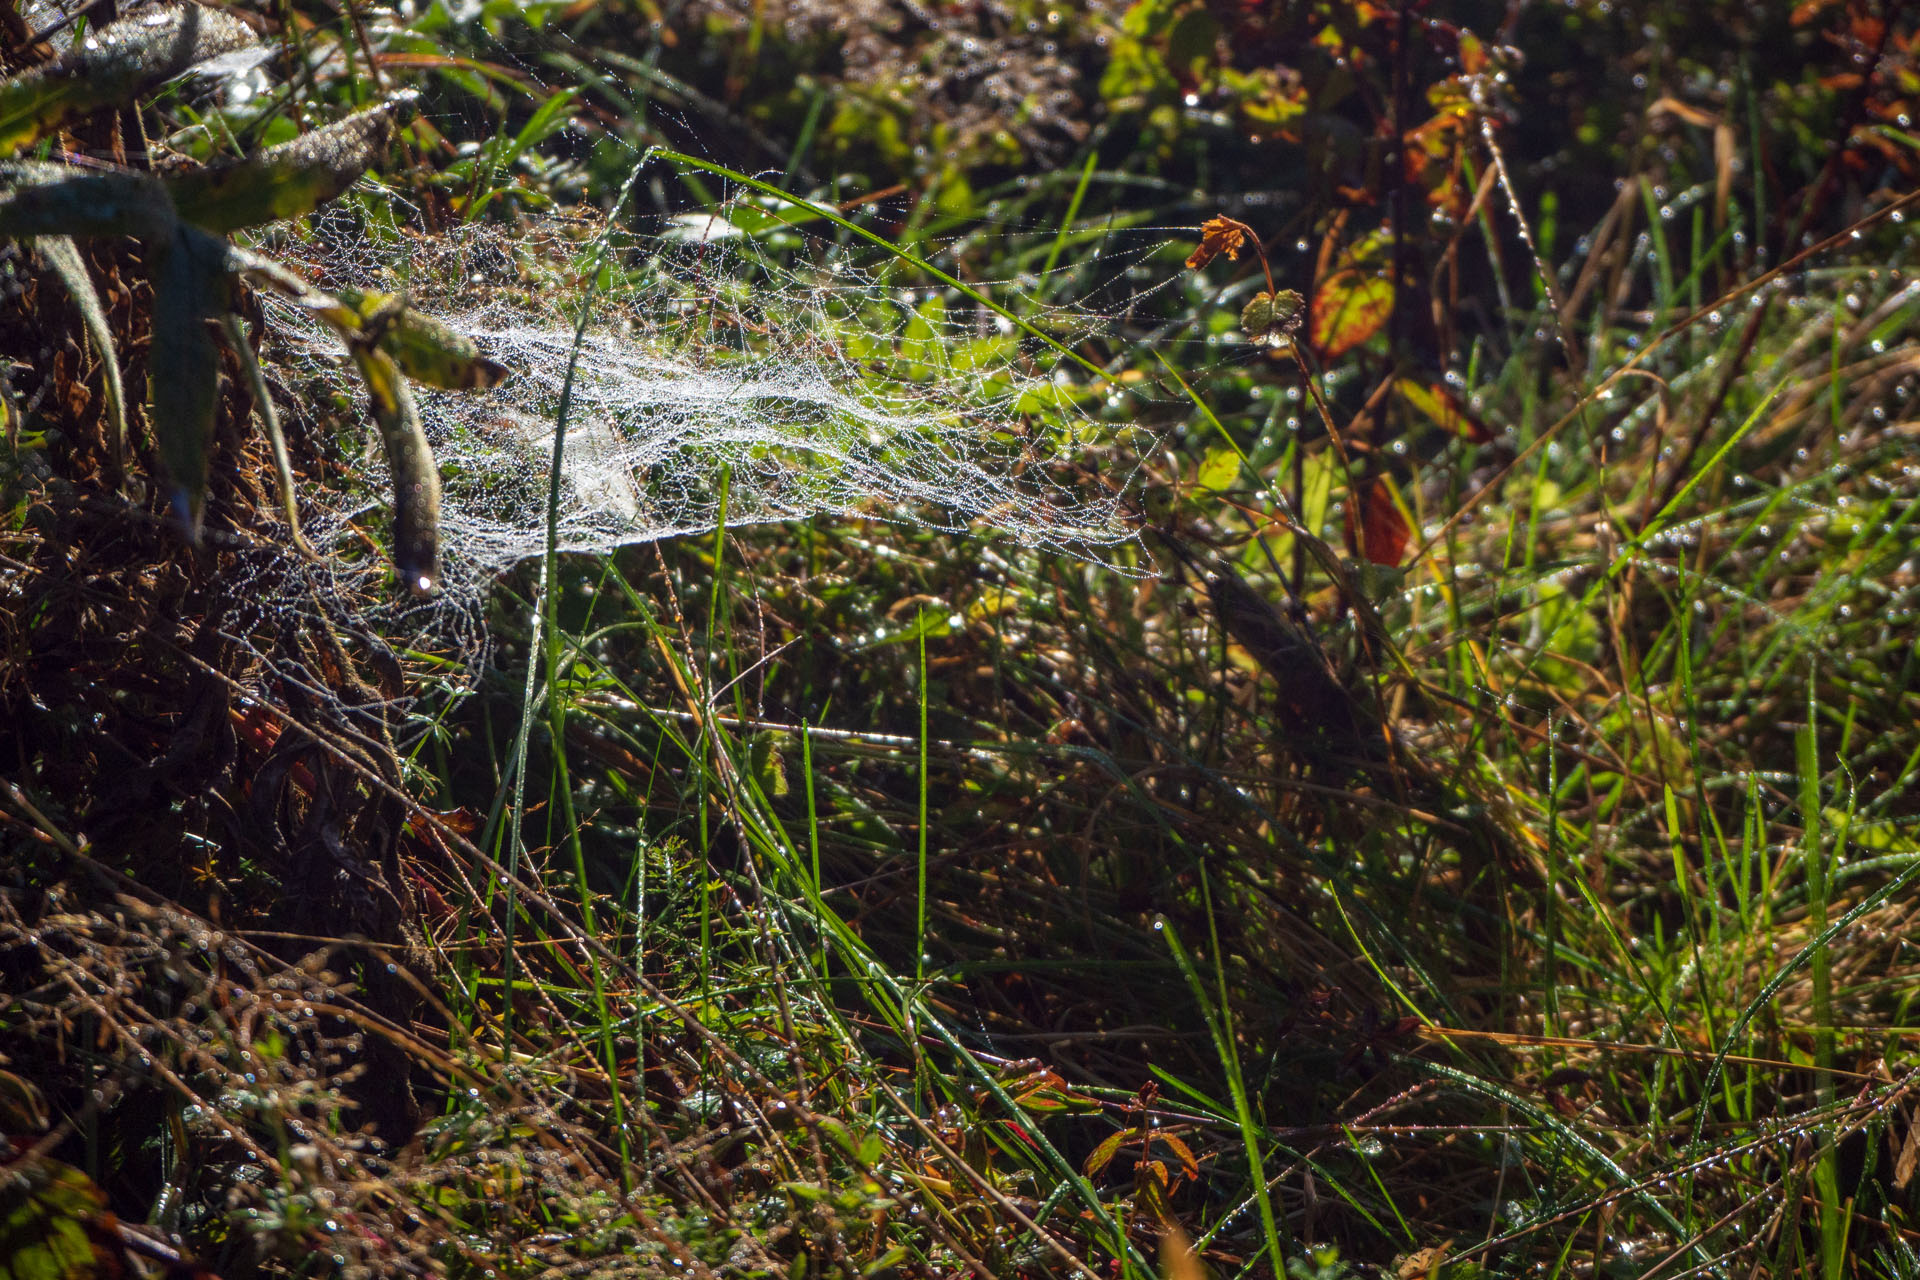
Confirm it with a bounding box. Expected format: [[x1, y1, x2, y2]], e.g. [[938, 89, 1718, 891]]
[[167, 98, 405, 234], [1395, 377, 1494, 443], [336, 288, 509, 391], [1197, 446, 1240, 492], [0, 5, 259, 155], [1310, 269, 1393, 362], [1084, 1127, 1136, 1178]]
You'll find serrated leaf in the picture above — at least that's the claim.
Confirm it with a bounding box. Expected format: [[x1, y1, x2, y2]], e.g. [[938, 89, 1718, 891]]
[[1239, 287, 1303, 347], [33, 237, 125, 472], [1153, 1131, 1201, 1183], [1133, 1157, 1174, 1222], [0, 5, 259, 154], [0, 163, 175, 242], [1310, 228, 1394, 361], [1395, 378, 1494, 443], [149, 225, 230, 536], [1311, 271, 1393, 362], [336, 287, 509, 390], [1083, 1126, 1135, 1178], [1240, 290, 1275, 335], [348, 344, 441, 594], [167, 98, 406, 233]]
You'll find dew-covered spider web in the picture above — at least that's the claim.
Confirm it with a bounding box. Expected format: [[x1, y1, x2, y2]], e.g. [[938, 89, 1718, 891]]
[[244, 185, 1155, 668]]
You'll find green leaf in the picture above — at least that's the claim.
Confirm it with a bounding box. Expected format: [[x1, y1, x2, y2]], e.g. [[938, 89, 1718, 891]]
[[148, 225, 230, 536], [1197, 446, 1240, 492], [1239, 288, 1303, 347], [221, 314, 316, 560], [0, 163, 175, 242], [166, 98, 406, 234], [33, 237, 126, 474], [349, 344, 441, 594], [336, 288, 509, 390], [0, 5, 259, 155]]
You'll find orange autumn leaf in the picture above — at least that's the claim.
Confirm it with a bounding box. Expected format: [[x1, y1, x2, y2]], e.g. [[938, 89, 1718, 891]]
[[1186, 216, 1253, 270], [1344, 477, 1411, 567]]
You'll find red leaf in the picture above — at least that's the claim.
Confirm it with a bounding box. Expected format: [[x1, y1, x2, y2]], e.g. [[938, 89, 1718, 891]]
[[1344, 477, 1410, 567]]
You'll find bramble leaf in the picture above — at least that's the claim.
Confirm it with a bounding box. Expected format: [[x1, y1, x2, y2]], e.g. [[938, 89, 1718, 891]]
[[1084, 1127, 1136, 1178], [1310, 230, 1394, 361], [1240, 287, 1303, 347]]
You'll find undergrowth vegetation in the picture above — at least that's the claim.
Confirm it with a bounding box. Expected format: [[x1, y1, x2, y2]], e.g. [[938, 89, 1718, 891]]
[[5, 2, 1920, 1278]]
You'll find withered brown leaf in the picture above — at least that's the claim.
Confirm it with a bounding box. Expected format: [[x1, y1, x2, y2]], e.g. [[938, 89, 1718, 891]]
[[1186, 215, 1254, 270]]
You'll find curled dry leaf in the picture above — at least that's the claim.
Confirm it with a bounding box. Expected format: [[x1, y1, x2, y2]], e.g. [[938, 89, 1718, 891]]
[[1185, 215, 1253, 270]]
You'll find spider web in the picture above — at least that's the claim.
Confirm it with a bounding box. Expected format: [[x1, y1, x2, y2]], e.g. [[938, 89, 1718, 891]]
[[248, 188, 1152, 664]]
